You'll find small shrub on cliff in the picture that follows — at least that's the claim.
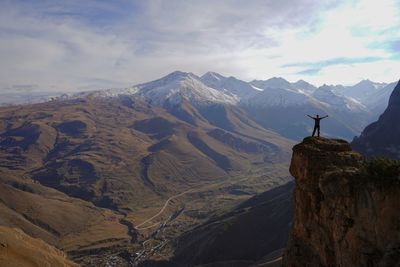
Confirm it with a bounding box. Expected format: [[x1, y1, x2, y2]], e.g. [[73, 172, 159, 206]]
[[360, 158, 400, 185]]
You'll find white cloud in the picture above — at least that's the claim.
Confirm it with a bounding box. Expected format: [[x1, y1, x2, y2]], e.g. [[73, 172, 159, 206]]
[[313, 60, 400, 85], [0, 0, 399, 93]]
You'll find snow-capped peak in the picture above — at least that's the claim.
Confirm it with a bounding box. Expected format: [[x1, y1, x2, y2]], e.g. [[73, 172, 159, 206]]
[[338, 79, 389, 103], [134, 71, 238, 106], [200, 72, 258, 99], [241, 86, 312, 108], [291, 80, 317, 94], [157, 70, 197, 82], [313, 85, 367, 112], [201, 71, 226, 82], [250, 77, 293, 91], [355, 79, 387, 90]]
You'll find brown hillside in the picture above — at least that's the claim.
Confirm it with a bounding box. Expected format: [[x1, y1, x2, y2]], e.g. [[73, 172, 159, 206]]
[[0, 96, 292, 211], [0, 225, 79, 267], [0, 95, 293, 265]]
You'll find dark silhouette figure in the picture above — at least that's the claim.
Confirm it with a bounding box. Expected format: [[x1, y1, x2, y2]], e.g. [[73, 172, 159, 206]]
[[307, 114, 328, 137]]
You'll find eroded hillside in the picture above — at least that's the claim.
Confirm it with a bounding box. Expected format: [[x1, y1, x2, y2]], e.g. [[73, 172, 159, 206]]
[[0, 95, 293, 265]]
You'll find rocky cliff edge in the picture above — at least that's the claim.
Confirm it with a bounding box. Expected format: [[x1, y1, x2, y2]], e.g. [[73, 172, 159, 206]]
[[283, 137, 400, 267]]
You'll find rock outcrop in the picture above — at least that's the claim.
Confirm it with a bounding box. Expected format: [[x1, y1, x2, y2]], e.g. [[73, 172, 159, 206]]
[[283, 137, 400, 267]]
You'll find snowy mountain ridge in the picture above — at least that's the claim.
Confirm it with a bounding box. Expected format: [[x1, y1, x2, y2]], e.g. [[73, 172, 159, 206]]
[[312, 85, 368, 112], [133, 71, 239, 106], [1, 71, 395, 114], [79, 71, 395, 114]]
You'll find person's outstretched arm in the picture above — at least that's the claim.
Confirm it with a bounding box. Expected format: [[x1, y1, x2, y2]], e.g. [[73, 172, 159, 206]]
[[321, 115, 329, 119], [307, 115, 313, 119]]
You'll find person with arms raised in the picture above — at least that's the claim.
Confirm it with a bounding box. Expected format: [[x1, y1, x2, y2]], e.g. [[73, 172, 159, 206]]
[[307, 114, 328, 137]]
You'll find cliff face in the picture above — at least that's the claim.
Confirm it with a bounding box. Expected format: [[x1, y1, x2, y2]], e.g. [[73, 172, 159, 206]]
[[352, 80, 400, 159], [283, 137, 400, 267]]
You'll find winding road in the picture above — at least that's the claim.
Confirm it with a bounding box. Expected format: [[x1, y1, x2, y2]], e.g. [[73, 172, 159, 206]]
[[135, 167, 283, 231], [135, 188, 194, 230]]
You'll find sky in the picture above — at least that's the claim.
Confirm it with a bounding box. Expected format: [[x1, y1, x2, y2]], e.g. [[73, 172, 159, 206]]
[[0, 0, 399, 93]]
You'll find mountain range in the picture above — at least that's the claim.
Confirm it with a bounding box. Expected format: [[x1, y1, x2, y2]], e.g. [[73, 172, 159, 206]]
[[0, 71, 398, 266], [3, 71, 396, 141], [69, 71, 394, 140], [0, 74, 294, 265], [143, 80, 400, 267]]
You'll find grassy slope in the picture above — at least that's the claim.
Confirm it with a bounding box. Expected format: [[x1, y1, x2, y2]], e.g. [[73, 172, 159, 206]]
[[0, 225, 80, 267], [0, 96, 294, 264]]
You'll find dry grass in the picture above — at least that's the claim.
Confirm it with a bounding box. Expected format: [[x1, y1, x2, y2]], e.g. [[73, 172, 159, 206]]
[[0, 225, 80, 267], [0, 96, 293, 263]]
